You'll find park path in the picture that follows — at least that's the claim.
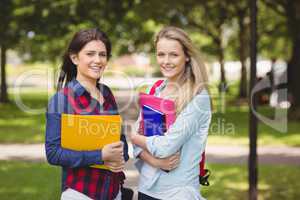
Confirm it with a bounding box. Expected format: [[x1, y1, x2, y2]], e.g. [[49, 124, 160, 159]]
[[1, 143, 300, 165]]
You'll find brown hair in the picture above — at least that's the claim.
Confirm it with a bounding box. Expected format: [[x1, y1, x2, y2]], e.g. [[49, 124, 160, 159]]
[[57, 28, 111, 91]]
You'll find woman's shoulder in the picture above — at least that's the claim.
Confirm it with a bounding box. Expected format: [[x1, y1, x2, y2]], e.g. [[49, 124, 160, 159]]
[[196, 89, 210, 102], [47, 89, 68, 113], [51, 87, 71, 100], [98, 83, 115, 97], [98, 82, 110, 91], [187, 89, 211, 112]]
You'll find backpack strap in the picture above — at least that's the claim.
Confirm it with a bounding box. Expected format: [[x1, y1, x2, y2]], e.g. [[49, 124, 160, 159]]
[[149, 80, 164, 95], [199, 152, 210, 186]]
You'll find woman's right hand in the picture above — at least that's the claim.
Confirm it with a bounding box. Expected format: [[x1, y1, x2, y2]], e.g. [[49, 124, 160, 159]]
[[102, 141, 124, 162], [155, 152, 180, 171]]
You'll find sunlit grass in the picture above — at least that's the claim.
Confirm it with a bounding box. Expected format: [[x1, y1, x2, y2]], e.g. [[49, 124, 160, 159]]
[[0, 90, 299, 146], [0, 161, 298, 200], [207, 105, 300, 146], [0, 91, 49, 143], [0, 161, 60, 200], [202, 163, 300, 200], [6, 62, 53, 77]]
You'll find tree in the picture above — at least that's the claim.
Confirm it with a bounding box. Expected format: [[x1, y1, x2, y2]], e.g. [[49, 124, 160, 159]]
[[16, 0, 137, 90], [0, 0, 36, 103], [237, 5, 250, 99], [0, 0, 14, 102], [130, 0, 235, 92], [21, 0, 138, 58], [122, 0, 182, 53], [258, 1, 289, 59], [263, 0, 300, 119], [183, 0, 233, 92], [227, 0, 250, 99]]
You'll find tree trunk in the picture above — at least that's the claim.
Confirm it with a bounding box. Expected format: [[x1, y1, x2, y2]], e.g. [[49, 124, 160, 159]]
[[0, 45, 9, 103], [289, 41, 300, 108], [286, 0, 300, 119], [288, 36, 300, 118], [238, 12, 248, 99], [218, 42, 227, 92], [219, 52, 226, 91]]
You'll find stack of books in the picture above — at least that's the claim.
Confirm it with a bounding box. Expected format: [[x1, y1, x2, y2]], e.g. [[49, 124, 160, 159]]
[[139, 93, 176, 136]]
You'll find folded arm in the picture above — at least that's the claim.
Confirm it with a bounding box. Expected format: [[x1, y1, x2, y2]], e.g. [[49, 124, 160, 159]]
[[132, 92, 211, 158]]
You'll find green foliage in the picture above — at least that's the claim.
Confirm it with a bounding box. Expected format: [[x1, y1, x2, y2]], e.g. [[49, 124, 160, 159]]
[[1, 0, 299, 109], [0, 0, 21, 47], [0, 0, 296, 65], [258, 0, 291, 59], [11, 0, 139, 62]]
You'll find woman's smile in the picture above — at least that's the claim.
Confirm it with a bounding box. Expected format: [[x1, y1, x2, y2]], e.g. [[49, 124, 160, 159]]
[[89, 65, 103, 73]]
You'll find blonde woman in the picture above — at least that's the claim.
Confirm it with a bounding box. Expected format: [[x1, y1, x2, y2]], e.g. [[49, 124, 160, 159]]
[[131, 26, 212, 200]]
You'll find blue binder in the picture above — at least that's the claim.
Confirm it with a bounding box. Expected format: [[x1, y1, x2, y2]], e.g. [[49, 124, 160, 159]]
[[142, 105, 166, 136]]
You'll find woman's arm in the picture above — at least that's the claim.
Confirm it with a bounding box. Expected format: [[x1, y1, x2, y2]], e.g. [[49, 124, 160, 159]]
[[45, 112, 105, 167], [131, 134, 147, 149], [45, 93, 124, 168], [131, 91, 211, 158], [139, 150, 180, 171], [132, 110, 180, 171]]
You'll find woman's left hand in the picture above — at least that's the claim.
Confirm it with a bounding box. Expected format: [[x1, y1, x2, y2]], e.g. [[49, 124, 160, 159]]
[[129, 132, 147, 149], [104, 159, 125, 173], [155, 151, 180, 171], [128, 131, 137, 144]]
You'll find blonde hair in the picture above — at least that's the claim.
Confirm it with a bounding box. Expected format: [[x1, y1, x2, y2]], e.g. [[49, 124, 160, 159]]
[[154, 26, 209, 113]]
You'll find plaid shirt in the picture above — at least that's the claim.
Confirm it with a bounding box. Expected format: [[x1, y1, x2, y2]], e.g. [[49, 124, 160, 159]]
[[46, 79, 129, 200]]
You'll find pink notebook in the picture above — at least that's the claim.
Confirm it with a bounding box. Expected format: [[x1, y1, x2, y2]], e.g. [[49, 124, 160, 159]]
[[139, 93, 176, 134]]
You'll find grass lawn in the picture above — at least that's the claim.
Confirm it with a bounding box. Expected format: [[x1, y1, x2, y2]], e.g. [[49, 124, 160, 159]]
[[0, 161, 299, 200], [0, 161, 60, 200], [0, 91, 49, 143], [0, 90, 299, 146], [208, 106, 300, 147], [201, 163, 300, 200]]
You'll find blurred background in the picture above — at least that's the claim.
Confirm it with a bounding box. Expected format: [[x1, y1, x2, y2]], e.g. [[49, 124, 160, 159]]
[[0, 0, 299, 199]]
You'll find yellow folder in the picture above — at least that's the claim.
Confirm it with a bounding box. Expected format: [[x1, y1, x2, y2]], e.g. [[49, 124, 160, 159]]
[[61, 113, 122, 170]]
